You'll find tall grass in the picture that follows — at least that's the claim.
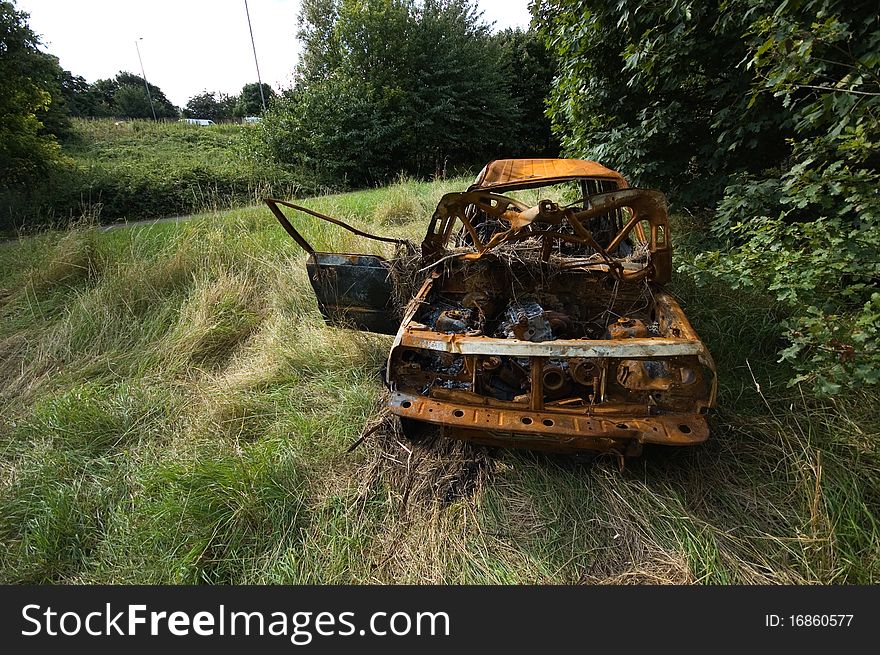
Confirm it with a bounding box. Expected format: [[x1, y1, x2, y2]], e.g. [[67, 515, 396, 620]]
[[0, 179, 877, 584], [0, 118, 304, 234]]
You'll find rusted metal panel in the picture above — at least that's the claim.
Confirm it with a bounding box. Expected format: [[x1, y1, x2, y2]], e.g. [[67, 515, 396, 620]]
[[420, 187, 672, 283], [398, 333, 706, 358], [306, 253, 398, 335], [389, 392, 708, 450], [264, 198, 406, 335], [470, 158, 628, 192]]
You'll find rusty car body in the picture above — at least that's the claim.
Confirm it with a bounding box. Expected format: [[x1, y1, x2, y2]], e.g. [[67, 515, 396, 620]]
[[265, 159, 717, 459]]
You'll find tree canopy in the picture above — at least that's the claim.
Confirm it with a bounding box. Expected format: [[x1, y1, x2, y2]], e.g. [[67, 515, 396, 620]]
[[0, 0, 63, 185], [183, 91, 237, 122], [235, 83, 276, 117], [86, 72, 178, 119], [255, 0, 557, 187]]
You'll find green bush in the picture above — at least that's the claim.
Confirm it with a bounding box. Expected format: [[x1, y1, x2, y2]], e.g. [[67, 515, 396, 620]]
[[537, 0, 879, 393], [0, 1, 65, 187], [689, 1, 880, 393]]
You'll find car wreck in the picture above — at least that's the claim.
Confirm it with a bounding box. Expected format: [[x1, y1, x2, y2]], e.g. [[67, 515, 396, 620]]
[[265, 159, 717, 460]]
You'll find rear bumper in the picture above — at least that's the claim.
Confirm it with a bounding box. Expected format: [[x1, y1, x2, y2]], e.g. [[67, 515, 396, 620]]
[[389, 391, 708, 454]]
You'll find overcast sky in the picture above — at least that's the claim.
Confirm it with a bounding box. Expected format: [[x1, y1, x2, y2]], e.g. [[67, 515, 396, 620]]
[[15, 0, 534, 107]]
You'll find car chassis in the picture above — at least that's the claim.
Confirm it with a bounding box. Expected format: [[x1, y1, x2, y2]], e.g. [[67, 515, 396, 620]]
[[265, 159, 716, 459]]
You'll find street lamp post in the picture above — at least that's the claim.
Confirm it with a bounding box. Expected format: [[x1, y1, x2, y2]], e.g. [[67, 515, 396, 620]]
[[135, 37, 158, 121]]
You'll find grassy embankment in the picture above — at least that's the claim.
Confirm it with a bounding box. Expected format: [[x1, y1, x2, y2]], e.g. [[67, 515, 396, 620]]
[[0, 176, 878, 584], [0, 118, 303, 234]]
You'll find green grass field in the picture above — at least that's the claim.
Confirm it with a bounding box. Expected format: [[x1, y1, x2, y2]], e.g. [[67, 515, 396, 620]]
[[1, 118, 303, 234], [1, 177, 878, 584]]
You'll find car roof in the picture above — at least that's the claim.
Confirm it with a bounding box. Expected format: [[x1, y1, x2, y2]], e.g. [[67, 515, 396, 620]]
[[468, 158, 628, 192]]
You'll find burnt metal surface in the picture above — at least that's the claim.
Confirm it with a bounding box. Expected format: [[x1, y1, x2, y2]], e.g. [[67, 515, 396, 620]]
[[264, 198, 403, 335], [419, 187, 671, 283], [306, 253, 398, 335], [389, 392, 708, 452], [268, 159, 717, 458]]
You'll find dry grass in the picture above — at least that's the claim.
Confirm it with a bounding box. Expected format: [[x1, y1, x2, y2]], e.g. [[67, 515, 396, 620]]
[[0, 178, 877, 584]]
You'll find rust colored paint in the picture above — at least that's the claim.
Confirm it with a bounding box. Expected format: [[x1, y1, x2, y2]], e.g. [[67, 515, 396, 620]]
[[470, 158, 628, 192], [390, 392, 708, 451]]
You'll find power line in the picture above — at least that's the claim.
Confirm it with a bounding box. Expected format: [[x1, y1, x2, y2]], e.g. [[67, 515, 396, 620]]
[[134, 38, 158, 121], [243, 0, 267, 113]]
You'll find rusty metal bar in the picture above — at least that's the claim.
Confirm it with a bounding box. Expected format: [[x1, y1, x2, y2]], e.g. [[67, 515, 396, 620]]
[[264, 198, 410, 248], [264, 198, 315, 255], [400, 333, 706, 358], [389, 392, 709, 448], [530, 357, 544, 412]]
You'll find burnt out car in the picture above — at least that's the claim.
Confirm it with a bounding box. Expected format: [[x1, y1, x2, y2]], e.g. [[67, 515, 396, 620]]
[[265, 159, 716, 459]]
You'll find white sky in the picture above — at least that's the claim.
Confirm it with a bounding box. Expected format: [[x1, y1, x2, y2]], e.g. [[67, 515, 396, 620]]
[[15, 0, 533, 108]]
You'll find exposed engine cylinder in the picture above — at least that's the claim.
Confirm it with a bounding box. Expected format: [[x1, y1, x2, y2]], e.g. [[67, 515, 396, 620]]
[[542, 364, 568, 392], [569, 358, 599, 386]]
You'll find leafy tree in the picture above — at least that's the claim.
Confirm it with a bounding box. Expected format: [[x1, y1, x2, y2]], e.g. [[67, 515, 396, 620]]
[[258, 75, 405, 185], [220, 93, 238, 119], [33, 52, 78, 140], [113, 84, 154, 119], [535, 0, 790, 205], [58, 70, 107, 118], [87, 72, 177, 119], [691, 0, 880, 393], [261, 0, 516, 186], [115, 71, 177, 118], [90, 78, 120, 112], [184, 91, 236, 122], [492, 28, 558, 157], [295, 0, 342, 83], [0, 0, 62, 185], [234, 83, 275, 117]]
